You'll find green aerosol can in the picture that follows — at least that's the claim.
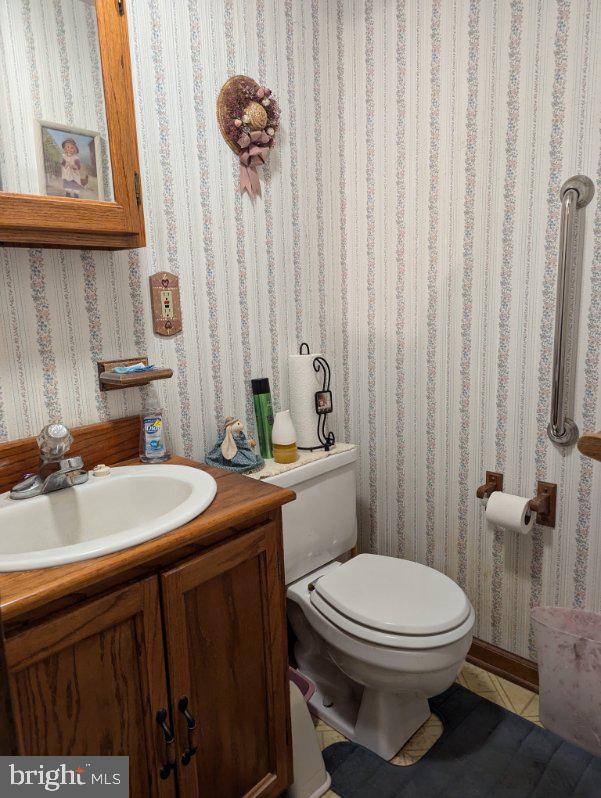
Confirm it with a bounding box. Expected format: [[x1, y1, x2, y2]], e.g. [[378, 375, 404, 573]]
[[251, 377, 274, 459]]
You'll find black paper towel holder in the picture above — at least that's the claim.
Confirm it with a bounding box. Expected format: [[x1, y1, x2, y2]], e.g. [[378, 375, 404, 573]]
[[297, 343, 335, 452]]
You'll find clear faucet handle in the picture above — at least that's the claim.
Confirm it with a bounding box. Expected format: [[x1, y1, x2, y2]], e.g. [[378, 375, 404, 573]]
[[37, 423, 73, 459]]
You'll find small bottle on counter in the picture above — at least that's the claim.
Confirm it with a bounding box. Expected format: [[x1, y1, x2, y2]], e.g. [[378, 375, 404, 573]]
[[140, 387, 171, 463], [251, 377, 274, 459], [272, 410, 298, 464]]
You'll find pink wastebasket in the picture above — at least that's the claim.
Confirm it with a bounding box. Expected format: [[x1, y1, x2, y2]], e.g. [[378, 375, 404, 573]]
[[532, 607, 601, 756], [287, 667, 330, 798], [289, 666, 316, 702]]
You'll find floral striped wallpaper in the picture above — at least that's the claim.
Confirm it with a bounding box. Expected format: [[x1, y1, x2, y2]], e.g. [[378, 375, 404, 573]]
[[0, 0, 600, 660], [331, 0, 601, 659]]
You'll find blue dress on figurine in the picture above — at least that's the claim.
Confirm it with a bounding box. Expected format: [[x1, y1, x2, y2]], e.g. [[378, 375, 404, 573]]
[[205, 418, 264, 474]]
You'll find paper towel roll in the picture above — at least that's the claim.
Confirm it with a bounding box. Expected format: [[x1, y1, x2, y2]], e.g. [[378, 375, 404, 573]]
[[485, 491, 535, 534], [289, 353, 325, 449]]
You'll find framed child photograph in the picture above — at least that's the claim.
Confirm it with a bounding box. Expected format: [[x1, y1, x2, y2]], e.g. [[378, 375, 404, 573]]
[[34, 120, 104, 201], [315, 390, 333, 415]]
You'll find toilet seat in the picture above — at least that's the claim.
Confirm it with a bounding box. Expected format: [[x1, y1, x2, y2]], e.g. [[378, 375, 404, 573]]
[[308, 554, 473, 649]]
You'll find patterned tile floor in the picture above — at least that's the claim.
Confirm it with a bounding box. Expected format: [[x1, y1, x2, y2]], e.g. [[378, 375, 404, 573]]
[[315, 662, 539, 797]]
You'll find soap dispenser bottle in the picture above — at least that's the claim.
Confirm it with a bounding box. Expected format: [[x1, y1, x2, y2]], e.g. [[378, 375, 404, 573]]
[[271, 410, 298, 464], [140, 387, 171, 463]]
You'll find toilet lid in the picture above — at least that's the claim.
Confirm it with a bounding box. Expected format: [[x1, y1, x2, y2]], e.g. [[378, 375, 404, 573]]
[[312, 554, 471, 635]]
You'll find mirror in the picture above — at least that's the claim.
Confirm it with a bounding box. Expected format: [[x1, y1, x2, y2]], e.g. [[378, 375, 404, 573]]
[[0, 0, 114, 202]]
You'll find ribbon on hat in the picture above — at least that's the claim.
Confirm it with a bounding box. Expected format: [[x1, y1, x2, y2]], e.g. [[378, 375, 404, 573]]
[[238, 130, 271, 198]]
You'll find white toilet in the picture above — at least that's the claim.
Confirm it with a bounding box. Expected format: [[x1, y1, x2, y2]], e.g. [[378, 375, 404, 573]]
[[266, 447, 475, 760]]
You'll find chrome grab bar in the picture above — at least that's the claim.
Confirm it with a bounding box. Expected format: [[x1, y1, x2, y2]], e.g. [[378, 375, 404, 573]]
[[547, 175, 594, 446]]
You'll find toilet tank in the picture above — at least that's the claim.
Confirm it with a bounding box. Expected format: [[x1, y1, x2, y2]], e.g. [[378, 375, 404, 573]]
[[264, 447, 358, 584]]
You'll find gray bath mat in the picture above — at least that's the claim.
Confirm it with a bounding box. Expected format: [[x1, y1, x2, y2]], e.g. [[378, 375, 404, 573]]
[[323, 683, 601, 797]]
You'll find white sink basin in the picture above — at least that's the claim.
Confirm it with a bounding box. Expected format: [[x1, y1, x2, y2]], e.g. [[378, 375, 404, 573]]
[[0, 465, 217, 571]]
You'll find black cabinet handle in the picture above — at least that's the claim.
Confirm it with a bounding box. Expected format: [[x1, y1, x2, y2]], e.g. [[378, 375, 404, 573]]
[[178, 696, 196, 729], [156, 708, 176, 779], [178, 696, 198, 766], [181, 747, 197, 767]]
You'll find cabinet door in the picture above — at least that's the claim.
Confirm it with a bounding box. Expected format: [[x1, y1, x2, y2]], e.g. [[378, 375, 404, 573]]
[[161, 522, 292, 798], [5, 578, 174, 797]]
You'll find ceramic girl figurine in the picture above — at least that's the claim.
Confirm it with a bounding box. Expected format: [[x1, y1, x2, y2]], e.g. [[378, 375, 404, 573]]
[[205, 417, 264, 473], [61, 138, 87, 198]]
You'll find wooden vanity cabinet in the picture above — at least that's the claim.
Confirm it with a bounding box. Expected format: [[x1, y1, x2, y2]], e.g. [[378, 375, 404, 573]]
[[3, 520, 291, 798], [162, 522, 290, 798]]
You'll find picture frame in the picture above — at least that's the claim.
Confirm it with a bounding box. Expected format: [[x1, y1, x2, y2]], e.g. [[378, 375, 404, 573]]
[[34, 119, 104, 201], [315, 390, 333, 415]]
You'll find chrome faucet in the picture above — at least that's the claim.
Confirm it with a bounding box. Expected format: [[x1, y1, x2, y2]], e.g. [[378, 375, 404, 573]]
[[9, 423, 89, 500]]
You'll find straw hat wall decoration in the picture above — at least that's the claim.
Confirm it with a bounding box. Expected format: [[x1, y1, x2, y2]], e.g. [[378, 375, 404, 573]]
[[217, 75, 280, 198]]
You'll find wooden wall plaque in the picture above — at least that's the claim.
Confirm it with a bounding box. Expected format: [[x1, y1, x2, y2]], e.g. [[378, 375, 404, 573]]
[[150, 272, 182, 336]]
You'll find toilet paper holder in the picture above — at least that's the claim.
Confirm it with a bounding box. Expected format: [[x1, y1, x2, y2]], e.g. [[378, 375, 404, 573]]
[[528, 481, 557, 528], [476, 474, 557, 528], [476, 471, 504, 499]]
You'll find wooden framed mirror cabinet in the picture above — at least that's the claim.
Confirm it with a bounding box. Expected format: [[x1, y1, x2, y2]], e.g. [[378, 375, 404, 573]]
[[0, 0, 145, 250]]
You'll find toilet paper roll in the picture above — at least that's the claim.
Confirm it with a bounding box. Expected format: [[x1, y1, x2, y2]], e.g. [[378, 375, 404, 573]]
[[288, 353, 325, 449], [485, 491, 535, 535]]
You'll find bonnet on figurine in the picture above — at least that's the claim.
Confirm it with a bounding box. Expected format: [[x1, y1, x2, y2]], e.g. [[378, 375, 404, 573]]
[[205, 417, 264, 474]]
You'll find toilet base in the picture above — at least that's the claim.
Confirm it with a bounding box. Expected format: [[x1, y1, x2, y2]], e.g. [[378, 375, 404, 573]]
[[305, 673, 431, 761], [288, 596, 441, 760], [353, 689, 430, 760]]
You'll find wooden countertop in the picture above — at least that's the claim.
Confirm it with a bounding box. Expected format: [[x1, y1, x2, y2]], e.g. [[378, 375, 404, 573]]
[[0, 455, 295, 624]]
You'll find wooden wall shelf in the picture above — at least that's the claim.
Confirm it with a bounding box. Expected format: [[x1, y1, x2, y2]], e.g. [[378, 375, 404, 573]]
[[577, 432, 601, 463], [97, 357, 173, 391]]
